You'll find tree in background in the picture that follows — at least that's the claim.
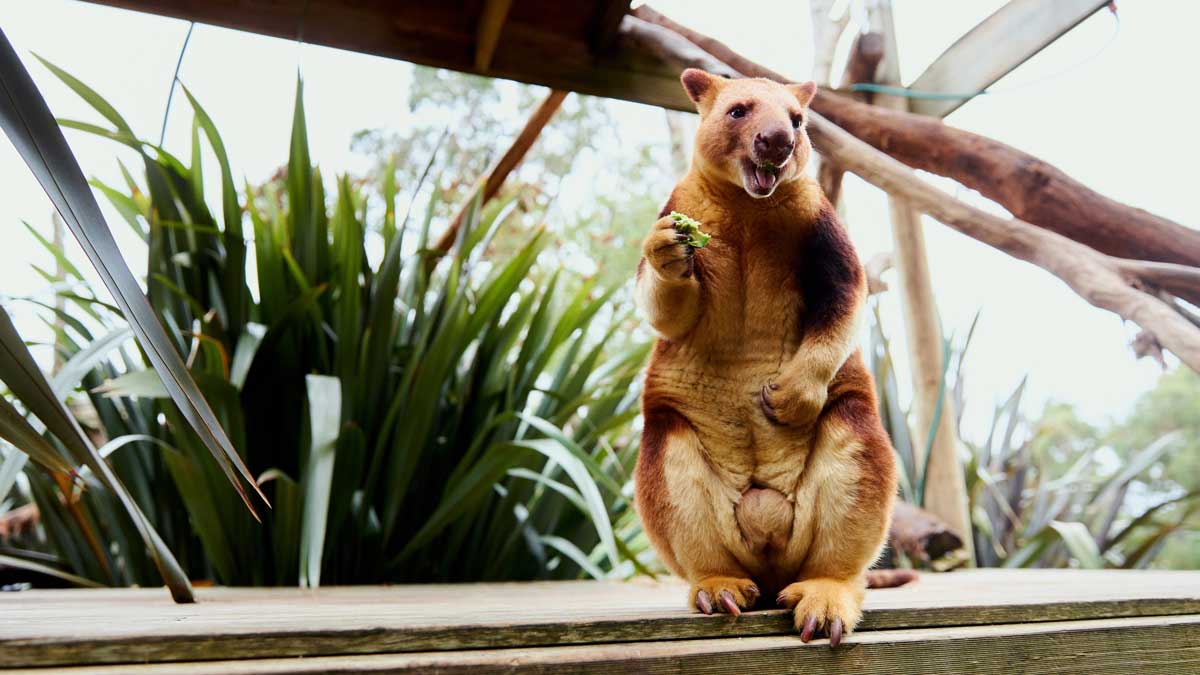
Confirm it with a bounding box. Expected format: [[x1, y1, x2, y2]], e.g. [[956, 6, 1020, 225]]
[[967, 365, 1198, 570], [351, 68, 675, 291]]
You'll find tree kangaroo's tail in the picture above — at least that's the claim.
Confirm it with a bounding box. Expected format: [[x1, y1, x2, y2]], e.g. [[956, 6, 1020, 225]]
[[865, 569, 918, 588]]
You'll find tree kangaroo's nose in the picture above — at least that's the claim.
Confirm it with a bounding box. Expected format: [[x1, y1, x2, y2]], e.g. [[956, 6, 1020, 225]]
[[753, 126, 795, 164]]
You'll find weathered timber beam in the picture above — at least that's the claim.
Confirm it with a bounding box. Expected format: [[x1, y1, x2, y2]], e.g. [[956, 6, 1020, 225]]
[[808, 112, 1200, 372], [81, 1, 688, 111], [474, 0, 514, 72], [907, 0, 1110, 118], [432, 89, 569, 253], [590, 0, 634, 53], [632, 4, 1200, 276], [619, 13, 1200, 372]]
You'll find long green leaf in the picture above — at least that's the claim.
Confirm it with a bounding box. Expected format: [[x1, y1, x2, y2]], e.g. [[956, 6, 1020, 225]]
[[0, 305, 192, 600], [300, 375, 340, 588], [49, 326, 131, 400], [182, 85, 247, 336], [0, 40, 267, 518], [540, 535, 605, 580], [94, 369, 170, 399], [0, 552, 104, 588], [917, 336, 954, 507], [0, 442, 28, 499], [0, 396, 74, 475], [1049, 520, 1104, 569]]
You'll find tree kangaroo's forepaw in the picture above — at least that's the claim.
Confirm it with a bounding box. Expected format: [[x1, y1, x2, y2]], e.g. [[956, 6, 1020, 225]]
[[776, 578, 865, 648], [759, 379, 826, 427], [690, 576, 760, 616]]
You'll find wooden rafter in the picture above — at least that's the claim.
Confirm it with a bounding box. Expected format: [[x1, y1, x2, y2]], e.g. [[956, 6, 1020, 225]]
[[474, 0, 514, 72], [80, 1, 683, 108], [906, 0, 1111, 118], [590, 0, 634, 52]]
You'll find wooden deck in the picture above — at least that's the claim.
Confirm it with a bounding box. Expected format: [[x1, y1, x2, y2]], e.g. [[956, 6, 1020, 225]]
[[1, 569, 1198, 673]]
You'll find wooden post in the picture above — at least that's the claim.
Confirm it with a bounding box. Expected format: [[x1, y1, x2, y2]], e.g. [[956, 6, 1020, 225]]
[[664, 110, 690, 176], [871, 1, 974, 561], [473, 0, 514, 72], [808, 0, 849, 86]]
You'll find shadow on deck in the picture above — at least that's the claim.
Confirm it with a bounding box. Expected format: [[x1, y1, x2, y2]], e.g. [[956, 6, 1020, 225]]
[[1, 569, 1198, 673]]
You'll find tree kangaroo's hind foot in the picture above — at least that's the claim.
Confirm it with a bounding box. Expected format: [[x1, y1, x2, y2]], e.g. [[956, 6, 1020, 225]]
[[776, 577, 865, 647], [690, 576, 760, 615]]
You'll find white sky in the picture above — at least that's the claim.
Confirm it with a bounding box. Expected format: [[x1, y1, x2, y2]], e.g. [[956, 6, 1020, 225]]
[[0, 0, 1194, 442]]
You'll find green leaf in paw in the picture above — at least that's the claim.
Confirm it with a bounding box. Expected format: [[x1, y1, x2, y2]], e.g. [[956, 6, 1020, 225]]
[[669, 211, 711, 248]]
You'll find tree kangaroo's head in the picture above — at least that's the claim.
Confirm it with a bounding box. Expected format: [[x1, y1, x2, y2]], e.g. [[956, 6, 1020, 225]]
[[681, 69, 818, 199]]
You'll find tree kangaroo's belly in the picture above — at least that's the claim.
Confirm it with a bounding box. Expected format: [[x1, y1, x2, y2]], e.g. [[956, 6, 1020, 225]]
[[649, 330, 811, 477], [651, 338, 784, 434], [662, 277, 804, 434], [647, 288, 821, 576]]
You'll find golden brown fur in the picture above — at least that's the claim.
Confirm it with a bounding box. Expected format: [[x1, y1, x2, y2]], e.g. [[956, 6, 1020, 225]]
[[634, 70, 897, 647]]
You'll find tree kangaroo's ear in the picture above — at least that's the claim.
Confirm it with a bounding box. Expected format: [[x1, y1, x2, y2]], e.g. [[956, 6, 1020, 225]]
[[681, 69, 726, 115], [788, 81, 819, 108]]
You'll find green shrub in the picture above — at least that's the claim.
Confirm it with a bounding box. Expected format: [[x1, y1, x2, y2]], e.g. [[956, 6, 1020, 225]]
[[0, 69, 651, 587], [866, 299, 1198, 570]]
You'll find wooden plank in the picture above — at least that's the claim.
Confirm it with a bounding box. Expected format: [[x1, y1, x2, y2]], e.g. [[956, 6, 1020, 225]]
[[474, 0, 514, 72], [2, 570, 1198, 668], [907, 0, 1110, 118], [11, 615, 1200, 674]]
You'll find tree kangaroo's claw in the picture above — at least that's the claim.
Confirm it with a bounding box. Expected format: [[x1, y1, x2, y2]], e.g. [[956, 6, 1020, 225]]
[[760, 384, 780, 424], [696, 590, 714, 615], [718, 590, 741, 616], [799, 614, 818, 642], [829, 618, 844, 648]]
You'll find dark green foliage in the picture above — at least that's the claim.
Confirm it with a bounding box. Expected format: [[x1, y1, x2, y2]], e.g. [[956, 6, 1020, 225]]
[[1, 65, 651, 588], [867, 299, 1198, 570]]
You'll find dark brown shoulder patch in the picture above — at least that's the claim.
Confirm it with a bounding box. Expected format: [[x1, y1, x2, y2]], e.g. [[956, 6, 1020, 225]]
[[800, 205, 864, 337]]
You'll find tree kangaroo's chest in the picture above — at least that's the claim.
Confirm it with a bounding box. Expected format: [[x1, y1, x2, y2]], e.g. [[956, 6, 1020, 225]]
[[692, 237, 806, 365], [675, 235, 814, 483]]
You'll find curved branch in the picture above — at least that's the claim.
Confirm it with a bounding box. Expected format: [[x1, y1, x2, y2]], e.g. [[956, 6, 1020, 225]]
[[808, 108, 1200, 372], [633, 4, 1200, 275], [619, 10, 1200, 372], [1115, 259, 1200, 301]]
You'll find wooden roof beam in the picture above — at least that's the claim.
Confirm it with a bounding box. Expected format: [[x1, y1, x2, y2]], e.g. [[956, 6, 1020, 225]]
[[590, 0, 634, 52], [906, 0, 1111, 118], [474, 0, 514, 73]]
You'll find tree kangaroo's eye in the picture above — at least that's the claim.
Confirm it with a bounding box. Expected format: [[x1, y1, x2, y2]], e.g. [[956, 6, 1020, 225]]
[[791, 114, 803, 129], [728, 105, 747, 119]]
